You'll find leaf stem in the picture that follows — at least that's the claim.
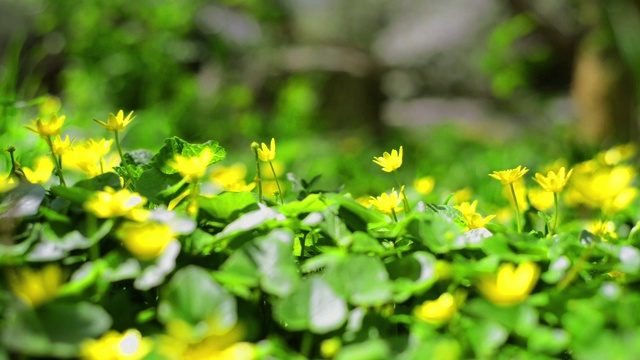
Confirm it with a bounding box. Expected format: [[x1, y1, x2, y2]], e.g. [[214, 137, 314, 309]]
[[269, 160, 284, 205], [114, 131, 135, 189], [393, 169, 410, 213], [252, 145, 263, 203], [509, 183, 522, 233]]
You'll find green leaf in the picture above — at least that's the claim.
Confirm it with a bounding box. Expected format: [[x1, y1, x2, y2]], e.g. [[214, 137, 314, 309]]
[[325, 254, 393, 306], [50, 185, 94, 206], [407, 213, 461, 254], [134, 240, 181, 290], [335, 339, 390, 360], [73, 172, 121, 191], [273, 275, 348, 334], [158, 265, 236, 338], [0, 182, 45, 218], [386, 251, 437, 301], [278, 193, 328, 217], [199, 192, 259, 221], [135, 167, 184, 204], [149, 136, 225, 174], [527, 326, 570, 355], [463, 318, 509, 358], [0, 301, 111, 358]]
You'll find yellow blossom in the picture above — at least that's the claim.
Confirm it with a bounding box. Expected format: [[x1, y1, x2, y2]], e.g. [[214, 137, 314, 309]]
[[588, 220, 617, 240], [25, 114, 65, 137], [414, 292, 458, 324], [465, 213, 496, 230], [369, 188, 403, 215], [39, 96, 61, 116], [477, 261, 539, 307], [258, 138, 276, 162], [84, 187, 148, 220], [7, 264, 64, 307], [65, 139, 117, 177], [489, 165, 529, 185], [414, 176, 435, 195], [118, 221, 175, 260], [533, 167, 573, 193], [373, 146, 403, 172], [94, 110, 136, 132], [259, 160, 285, 179], [452, 187, 473, 204], [169, 148, 214, 183], [454, 200, 477, 220], [22, 157, 55, 184], [569, 165, 637, 213], [0, 173, 18, 193], [596, 143, 636, 166], [211, 164, 256, 192], [528, 188, 554, 211], [80, 329, 152, 360], [52, 135, 73, 155], [85, 138, 114, 157]]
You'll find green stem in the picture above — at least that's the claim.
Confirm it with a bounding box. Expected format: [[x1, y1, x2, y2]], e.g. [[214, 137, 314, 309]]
[[509, 183, 522, 233], [269, 160, 284, 205], [391, 209, 398, 223], [46, 137, 67, 186], [114, 131, 135, 189], [558, 245, 594, 290], [393, 169, 410, 213], [87, 214, 99, 261], [252, 146, 263, 203], [300, 331, 313, 358], [189, 182, 200, 219], [551, 192, 559, 235]]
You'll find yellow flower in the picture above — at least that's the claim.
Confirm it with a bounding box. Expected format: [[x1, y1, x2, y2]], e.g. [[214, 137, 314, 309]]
[[373, 146, 403, 172], [118, 221, 175, 260], [7, 264, 64, 307], [65, 139, 117, 177], [452, 187, 473, 204], [80, 329, 152, 360], [477, 261, 539, 307], [597, 143, 636, 166], [465, 213, 496, 230], [169, 148, 214, 183], [94, 110, 136, 132], [85, 138, 114, 157], [369, 187, 403, 215], [39, 96, 61, 116], [528, 188, 554, 211], [414, 292, 459, 324], [25, 114, 65, 137], [588, 220, 617, 240], [414, 176, 435, 195], [52, 135, 73, 155], [210, 163, 256, 192], [258, 138, 276, 162], [159, 319, 256, 360], [0, 173, 18, 193], [84, 187, 148, 220], [454, 200, 477, 220], [489, 166, 529, 185], [533, 167, 573, 193], [22, 156, 55, 184], [569, 165, 637, 213]]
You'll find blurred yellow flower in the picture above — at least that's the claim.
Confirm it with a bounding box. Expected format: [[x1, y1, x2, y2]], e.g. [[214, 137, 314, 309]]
[[533, 167, 573, 193], [22, 157, 55, 184], [414, 292, 459, 324], [94, 110, 136, 132], [52, 135, 73, 155], [118, 221, 175, 260], [502, 179, 528, 212], [596, 143, 636, 166], [414, 176, 435, 195], [452, 187, 473, 204], [588, 220, 617, 240], [7, 264, 64, 307], [258, 138, 276, 162], [0, 173, 18, 193], [159, 319, 256, 360], [259, 160, 285, 179], [80, 329, 152, 360], [373, 146, 403, 172], [211, 163, 255, 192], [569, 165, 637, 213], [84, 187, 148, 220], [38, 96, 61, 116], [25, 114, 65, 137], [169, 148, 213, 183], [369, 187, 403, 215], [85, 138, 114, 157], [489, 166, 529, 185], [528, 188, 554, 211], [477, 261, 539, 306]]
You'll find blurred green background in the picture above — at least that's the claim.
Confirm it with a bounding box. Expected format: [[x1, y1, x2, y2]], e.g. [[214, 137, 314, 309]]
[[2, 0, 640, 199]]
